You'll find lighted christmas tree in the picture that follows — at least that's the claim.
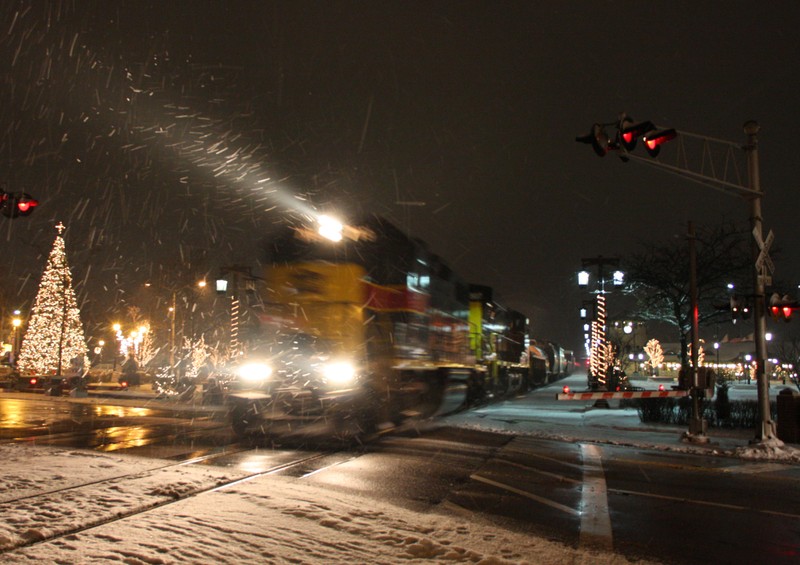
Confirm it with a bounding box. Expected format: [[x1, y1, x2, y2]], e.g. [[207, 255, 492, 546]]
[[17, 223, 88, 376]]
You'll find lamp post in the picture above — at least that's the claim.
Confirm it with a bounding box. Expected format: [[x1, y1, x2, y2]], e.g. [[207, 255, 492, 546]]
[[11, 315, 21, 367], [145, 280, 206, 376], [112, 323, 121, 373], [578, 256, 623, 391]]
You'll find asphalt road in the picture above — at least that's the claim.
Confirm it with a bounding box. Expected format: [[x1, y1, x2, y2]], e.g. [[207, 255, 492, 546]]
[[1, 393, 798, 564]]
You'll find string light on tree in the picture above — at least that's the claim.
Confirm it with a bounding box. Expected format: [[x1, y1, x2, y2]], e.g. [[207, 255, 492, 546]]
[[644, 339, 664, 376], [17, 223, 88, 376]]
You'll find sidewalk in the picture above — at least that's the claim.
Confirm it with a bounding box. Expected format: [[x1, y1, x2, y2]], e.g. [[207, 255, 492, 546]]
[[0, 381, 225, 415], [438, 372, 800, 463]]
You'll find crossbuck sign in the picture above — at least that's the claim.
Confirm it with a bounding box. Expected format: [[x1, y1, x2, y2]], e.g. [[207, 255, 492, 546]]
[[754, 227, 774, 286]]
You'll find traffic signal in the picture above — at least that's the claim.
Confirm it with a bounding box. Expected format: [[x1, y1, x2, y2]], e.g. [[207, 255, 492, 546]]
[[575, 124, 611, 157], [769, 293, 797, 322], [1, 191, 38, 218]]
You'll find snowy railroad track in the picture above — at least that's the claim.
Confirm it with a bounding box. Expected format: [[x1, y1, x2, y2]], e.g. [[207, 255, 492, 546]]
[[0, 447, 359, 554]]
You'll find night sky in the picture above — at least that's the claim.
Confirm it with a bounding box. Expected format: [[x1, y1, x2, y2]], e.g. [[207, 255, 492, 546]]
[[1, 1, 799, 352]]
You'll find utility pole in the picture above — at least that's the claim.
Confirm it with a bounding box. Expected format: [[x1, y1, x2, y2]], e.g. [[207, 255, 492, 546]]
[[744, 121, 777, 441], [687, 221, 708, 441]]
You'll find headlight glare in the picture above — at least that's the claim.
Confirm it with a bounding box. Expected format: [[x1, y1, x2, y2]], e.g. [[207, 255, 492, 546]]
[[323, 361, 356, 385], [237, 362, 272, 383]]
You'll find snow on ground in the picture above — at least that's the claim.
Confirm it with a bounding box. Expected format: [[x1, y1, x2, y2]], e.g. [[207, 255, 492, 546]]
[[2, 374, 798, 563], [0, 443, 658, 564]]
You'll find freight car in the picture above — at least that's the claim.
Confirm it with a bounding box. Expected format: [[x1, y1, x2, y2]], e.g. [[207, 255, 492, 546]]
[[221, 215, 557, 438]]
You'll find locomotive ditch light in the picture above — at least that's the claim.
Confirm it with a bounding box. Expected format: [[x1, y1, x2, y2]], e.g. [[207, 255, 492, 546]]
[[323, 360, 357, 385]]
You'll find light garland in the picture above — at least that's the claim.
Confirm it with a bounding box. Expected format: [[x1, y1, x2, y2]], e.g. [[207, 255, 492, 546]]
[[17, 223, 88, 376]]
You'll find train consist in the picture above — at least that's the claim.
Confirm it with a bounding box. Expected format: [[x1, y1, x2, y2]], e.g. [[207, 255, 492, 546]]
[[221, 215, 572, 437]]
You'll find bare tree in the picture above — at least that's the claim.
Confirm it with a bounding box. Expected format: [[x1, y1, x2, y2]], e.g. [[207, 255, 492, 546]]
[[623, 222, 752, 369], [773, 338, 800, 392]]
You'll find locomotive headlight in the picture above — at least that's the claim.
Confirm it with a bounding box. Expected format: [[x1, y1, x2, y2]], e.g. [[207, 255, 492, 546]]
[[323, 361, 357, 385], [237, 362, 273, 383]]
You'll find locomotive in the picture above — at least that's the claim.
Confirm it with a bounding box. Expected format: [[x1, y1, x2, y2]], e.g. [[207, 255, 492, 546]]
[[220, 215, 571, 437]]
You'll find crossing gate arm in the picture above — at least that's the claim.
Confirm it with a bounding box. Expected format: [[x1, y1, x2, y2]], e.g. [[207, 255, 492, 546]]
[[555, 389, 702, 401]]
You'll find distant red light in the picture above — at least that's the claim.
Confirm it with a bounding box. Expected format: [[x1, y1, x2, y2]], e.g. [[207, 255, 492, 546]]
[[120, 381, 128, 388], [29, 378, 37, 385], [562, 385, 570, 394], [658, 384, 665, 391]]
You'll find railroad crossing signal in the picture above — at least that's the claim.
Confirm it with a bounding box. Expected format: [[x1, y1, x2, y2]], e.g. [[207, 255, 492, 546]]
[[753, 228, 775, 286], [769, 293, 797, 322], [576, 114, 677, 159], [1, 191, 38, 218]]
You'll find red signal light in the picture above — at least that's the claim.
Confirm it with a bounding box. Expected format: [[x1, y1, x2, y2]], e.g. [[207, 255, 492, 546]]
[[17, 199, 36, 213], [769, 293, 796, 322], [1, 191, 38, 218], [618, 118, 655, 152], [29, 378, 38, 386], [562, 385, 570, 394], [658, 384, 665, 391], [642, 128, 677, 157]]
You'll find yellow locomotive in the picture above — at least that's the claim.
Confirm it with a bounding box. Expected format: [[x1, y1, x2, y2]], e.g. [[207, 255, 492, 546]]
[[221, 215, 566, 438]]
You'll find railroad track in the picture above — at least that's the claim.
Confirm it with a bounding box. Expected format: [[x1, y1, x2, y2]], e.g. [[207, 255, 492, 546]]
[[0, 445, 364, 555]]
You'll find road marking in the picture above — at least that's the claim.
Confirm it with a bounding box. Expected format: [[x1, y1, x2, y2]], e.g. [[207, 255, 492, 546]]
[[608, 488, 800, 520], [470, 473, 580, 516], [579, 443, 613, 551], [497, 457, 582, 485], [502, 446, 584, 471], [610, 456, 800, 482], [720, 462, 794, 475]]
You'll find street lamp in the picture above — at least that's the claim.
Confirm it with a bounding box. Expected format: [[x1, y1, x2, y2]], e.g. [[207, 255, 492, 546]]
[[112, 323, 121, 373], [578, 256, 622, 391], [714, 341, 720, 367], [11, 316, 21, 366]]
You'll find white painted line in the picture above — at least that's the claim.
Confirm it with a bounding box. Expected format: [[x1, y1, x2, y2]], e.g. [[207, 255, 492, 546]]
[[721, 463, 794, 475], [470, 473, 580, 516], [497, 457, 582, 485], [579, 443, 613, 551], [608, 488, 800, 520]]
